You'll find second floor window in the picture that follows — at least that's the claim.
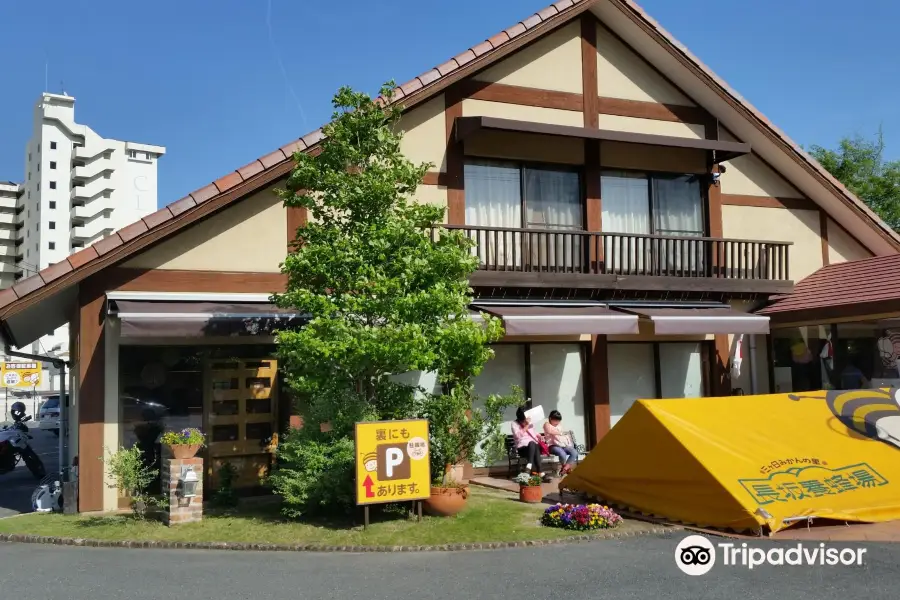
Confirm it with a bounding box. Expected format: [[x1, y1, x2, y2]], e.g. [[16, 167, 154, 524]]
[[464, 160, 582, 271], [600, 171, 704, 238]]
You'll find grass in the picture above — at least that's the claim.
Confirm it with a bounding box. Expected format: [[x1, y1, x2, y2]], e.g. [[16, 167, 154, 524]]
[[0, 487, 654, 546]]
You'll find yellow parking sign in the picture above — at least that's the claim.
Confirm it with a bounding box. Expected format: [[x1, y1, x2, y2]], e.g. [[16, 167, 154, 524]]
[[1, 362, 42, 388], [354, 419, 430, 505]]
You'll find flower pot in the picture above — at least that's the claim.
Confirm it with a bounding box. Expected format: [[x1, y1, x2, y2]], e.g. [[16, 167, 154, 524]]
[[165, 444, 201, 460], [519, 485, 543, 503], [423, 485, 469, 517]]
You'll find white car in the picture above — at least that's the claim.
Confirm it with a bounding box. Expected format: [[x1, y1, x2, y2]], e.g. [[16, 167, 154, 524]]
[[38, 395, 64, 435]]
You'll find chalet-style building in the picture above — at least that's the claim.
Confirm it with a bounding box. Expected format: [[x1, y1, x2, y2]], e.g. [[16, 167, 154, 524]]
[[1, 0, 896, 512]]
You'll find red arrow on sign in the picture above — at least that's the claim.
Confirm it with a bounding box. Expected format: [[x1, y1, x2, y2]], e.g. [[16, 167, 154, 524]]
[[363, 475, 375, 498]]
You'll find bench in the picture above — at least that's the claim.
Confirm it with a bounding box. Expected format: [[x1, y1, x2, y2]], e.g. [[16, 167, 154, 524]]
[[504, 430, 587, 478]]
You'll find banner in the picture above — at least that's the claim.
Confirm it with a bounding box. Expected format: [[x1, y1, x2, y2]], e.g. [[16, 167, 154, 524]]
[[1, 362, 42, 388]]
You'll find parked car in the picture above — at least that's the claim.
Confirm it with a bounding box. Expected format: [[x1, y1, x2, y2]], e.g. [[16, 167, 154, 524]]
[[120, 395, 169, 423], [38, 395, 65, 435]]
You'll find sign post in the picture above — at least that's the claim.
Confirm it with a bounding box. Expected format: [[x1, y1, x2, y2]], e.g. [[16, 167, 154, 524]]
[[354, 419, 431, 529]]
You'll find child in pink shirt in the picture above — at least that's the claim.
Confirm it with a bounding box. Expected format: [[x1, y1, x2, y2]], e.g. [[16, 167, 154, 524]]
[[512, 406, 548, 481]]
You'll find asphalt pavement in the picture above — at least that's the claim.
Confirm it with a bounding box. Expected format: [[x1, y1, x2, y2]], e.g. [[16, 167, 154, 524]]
[[0, 423, 58, 518], [0, 535, 896, 599]]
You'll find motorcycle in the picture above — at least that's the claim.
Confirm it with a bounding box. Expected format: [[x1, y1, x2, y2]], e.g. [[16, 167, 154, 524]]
[[0, 413, 46, 479]]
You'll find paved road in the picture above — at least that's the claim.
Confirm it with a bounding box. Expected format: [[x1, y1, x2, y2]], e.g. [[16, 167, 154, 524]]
[[0, 535, 895, 599], [0, 424, 58, 518]]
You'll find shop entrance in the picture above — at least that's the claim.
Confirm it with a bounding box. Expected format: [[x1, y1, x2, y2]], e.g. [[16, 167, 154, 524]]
[[203, 358, 279, 490]]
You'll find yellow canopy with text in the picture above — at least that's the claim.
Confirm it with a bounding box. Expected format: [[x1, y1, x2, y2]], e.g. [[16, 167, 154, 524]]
[[562, 390, 900, 533]]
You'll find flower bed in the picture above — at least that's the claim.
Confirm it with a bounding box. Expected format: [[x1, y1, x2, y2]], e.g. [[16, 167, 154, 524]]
[[541, 503, 623, 531]]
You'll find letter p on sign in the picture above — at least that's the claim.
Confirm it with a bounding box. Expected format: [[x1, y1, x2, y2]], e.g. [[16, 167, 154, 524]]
[[377, 444, 410, 480]]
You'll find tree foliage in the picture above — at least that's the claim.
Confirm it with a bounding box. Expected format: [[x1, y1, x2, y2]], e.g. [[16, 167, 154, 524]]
[[810, 130, 900, 230], [268, 83, 505, 516]]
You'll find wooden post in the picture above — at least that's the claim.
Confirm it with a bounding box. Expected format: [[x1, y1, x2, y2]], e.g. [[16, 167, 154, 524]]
[[417, 500, 423, 522], [364, 505, 369, 530]]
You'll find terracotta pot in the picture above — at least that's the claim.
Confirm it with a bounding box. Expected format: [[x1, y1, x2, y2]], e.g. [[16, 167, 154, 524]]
[[166, 444, 201, 460], [519, 485, 543, 503], [423, 485, 469, 517]]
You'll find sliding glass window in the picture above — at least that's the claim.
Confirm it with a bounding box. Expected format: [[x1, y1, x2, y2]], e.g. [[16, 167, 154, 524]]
[[464, 160, 582, 271]]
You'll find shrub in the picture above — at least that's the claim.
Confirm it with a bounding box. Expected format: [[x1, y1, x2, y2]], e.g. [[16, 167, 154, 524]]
[[514, 472, 542, 487], [102, 446, 161, 518], [267, 429, 356, 517], [212, 462, 239, 508]]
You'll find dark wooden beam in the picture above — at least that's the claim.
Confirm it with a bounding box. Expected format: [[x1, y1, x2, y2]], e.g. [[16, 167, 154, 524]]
[[721, 194, 818, 211]]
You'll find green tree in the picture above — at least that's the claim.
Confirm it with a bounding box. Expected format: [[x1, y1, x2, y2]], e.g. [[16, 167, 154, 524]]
[[269, 83, 504, 516], [810, 130, 900, 230]]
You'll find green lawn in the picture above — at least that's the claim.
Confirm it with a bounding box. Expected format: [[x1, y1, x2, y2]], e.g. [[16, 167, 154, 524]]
[[0, 487, 656, 546]]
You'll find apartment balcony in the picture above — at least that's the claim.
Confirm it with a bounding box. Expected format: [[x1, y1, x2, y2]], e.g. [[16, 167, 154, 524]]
[[72, 160, 115, 181], [0, 212, 17, 226], [71, 178, 115, 202], [71, 219, 114, 242], [436, 225, 793, 295], [0, 195, 17, 211], [74, 140, 116, 161], [0, 228, 19, 242], [72, 195, 114, 219]]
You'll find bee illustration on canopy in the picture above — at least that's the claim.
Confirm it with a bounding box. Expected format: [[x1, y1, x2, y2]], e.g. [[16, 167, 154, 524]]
[[789, 388, 900, 449]]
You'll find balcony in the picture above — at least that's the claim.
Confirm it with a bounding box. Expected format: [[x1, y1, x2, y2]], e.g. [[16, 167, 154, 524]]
[[436, 225, 793, 295], [71, 220, 114, 243], [73, 161, 114, 181], [71, 178, 115, 202], [72, 196, 113, 219]]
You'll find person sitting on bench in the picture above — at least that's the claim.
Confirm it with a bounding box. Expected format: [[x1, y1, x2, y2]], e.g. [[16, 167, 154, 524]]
[[543, 410, 578, 476], [511, 406, 548, 481]]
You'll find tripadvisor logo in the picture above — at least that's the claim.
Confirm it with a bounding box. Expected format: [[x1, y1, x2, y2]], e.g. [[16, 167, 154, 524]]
[[675, 535, 867, 575]]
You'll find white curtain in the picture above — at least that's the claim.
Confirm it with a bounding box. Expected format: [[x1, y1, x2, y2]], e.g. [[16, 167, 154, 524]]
[[607, 343, 656, 428], [658, 342, 704, 398], [464, 161, 522, 269], [530, 344, 587, 449], [601, 171, 650, 273], [524, 168, 582, 272], [652, 175, 704, 274]]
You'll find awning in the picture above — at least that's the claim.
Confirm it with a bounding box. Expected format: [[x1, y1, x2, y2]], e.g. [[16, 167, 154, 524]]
[[454, 116, 751, 162], [621, 307, 770, 335], [471, 305, 639, 336], [109, 299, 308, 338]]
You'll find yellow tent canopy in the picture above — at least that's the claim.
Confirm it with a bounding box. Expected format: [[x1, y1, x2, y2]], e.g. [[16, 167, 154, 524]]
[[562, 390, 900, 533]]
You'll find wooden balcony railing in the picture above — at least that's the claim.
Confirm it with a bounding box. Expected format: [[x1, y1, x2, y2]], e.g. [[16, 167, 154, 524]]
[[432, 225, 792, 281]]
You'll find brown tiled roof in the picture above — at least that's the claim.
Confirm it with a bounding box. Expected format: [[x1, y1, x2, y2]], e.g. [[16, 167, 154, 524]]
[[0, 0, 896, 323], [757, 254, 900, 321]]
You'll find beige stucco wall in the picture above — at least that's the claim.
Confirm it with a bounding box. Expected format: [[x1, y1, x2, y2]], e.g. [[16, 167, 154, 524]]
[[398, 94, 447, 172], [596, 23, 694, 106], [599, 141, 706, 174], [462, 98, 584, 127], [125, 187, 287, 272], [722, 204, 824, 281], [597, 114, 705, 139], [475, 22, 582, 94], [413, 184, 448, 223], [719, 131, 803, 198], [465, 130, 584, 165], [827, 217, 872, 264]]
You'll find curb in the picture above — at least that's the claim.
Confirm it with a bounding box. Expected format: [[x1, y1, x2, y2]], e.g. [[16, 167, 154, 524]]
[[0, 525, 676, 553]]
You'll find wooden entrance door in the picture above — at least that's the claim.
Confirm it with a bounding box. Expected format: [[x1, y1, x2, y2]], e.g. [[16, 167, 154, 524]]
[[204, 358, 279, 490]]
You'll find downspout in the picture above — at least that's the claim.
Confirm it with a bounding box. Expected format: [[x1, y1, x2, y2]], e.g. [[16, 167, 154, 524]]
[[748, 334, 758, 395]]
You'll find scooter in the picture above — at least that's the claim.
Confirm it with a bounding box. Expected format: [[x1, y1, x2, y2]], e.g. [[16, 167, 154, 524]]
[[0, 413, 46, 479]]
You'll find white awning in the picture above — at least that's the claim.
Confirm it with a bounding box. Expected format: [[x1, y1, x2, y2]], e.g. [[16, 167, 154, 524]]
[[471, 305, 639, 336], [624, 308, 770, 335]]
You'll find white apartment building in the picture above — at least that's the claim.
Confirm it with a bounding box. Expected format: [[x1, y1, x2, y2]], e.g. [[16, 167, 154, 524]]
[[0, 182, 22, 290], [13, 92, 165, 389]]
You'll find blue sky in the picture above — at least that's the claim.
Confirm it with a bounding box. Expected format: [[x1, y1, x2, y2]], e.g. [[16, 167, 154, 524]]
[[1, 0, 898, 209]]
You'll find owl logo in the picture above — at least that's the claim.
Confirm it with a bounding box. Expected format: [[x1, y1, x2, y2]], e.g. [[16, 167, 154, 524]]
[[790, 388, 900, 449], [877, 330, 900, 373]]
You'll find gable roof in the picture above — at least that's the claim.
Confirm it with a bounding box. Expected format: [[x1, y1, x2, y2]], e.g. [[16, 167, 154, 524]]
[[0, 0, 897, 338], [757, 254, 900, 323]]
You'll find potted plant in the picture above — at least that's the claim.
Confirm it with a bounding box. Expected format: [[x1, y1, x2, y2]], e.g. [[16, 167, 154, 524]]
[[160, 427, 206, 459], [515, 472, 544, 503], [421, 383, 520, 517]]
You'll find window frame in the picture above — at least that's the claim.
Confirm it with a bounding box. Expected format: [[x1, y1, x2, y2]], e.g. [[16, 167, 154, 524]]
[[608, 340, 713, 399], [464, 157, 586, 231], [600, 168, 709, 237]]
